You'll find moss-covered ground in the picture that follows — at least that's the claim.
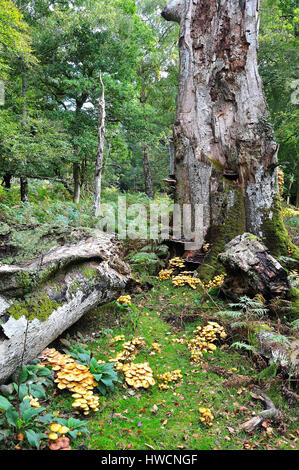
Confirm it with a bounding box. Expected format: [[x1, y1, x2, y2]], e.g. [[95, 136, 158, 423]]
[[43, 279, 298, 451]]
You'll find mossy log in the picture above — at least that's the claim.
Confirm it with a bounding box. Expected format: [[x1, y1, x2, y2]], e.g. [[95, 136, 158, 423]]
[[0, 231, 131, 384]]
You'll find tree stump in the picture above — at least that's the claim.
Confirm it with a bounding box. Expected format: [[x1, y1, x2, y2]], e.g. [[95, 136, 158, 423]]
[[219, 233, 290, 299]]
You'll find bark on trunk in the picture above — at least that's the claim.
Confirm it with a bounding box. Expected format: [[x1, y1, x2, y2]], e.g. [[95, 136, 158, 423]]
[[73, 162, 81, 204], [142, 147, 154, 199], [162, 0, 297, 274], [20, 72, 28, 202], [2, 174, 12, 189], [94, 71, 106, 217], [0, 231, 131, 384], [20, 177, 28, 202]]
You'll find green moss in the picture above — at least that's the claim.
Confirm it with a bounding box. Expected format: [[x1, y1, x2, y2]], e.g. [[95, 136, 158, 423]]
[[246, 234, 257, 240], [288, 288, 299, 321], [199, 188, 246, 281], [0, 222, 10, 236], [15, 271, 36, 293], [69, 280, 82, 296], [38, 266, 58, 286], [7, 294, 60, 322], [247, 322, 273, 349], [81, 266, 98, 280], [208, 158, 225, 173], [261, 195, 299, 260]]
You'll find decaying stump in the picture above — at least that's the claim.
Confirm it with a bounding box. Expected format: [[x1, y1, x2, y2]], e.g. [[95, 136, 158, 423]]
[[240, 389, 281, 432], [0, 231, 131, 384], [161, 0, 299, 277], [253, 329, 299, 378], [219, 233, 290, 299]]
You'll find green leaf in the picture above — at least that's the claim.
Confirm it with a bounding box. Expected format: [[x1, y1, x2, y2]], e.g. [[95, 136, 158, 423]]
[[25, 429, 45, 449], [29, 383, 46, 399], [100, 377, 113, 388], [19, 366, 29, 383], [90, 357, 99, 370], [22, 407, 45, 422], [18, 383, 29, 401], [38, 413, 54, 424], [0, 396, 12, 412], [6, 407, 18, 427], [0, 429, 10, 441], [36, 367, 52, 377], [20, 398, 31, 414], [97, 383, 107, 396], [93, 373, 103, 381]]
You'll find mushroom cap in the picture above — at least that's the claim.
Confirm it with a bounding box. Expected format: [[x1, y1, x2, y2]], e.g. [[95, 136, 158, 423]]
[[50, 423, 61, 433]]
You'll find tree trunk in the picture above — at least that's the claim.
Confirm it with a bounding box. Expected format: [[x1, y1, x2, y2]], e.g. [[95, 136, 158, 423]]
[[0, 231, 131, 384], [296, 165, 299, 206], [142, 147, 154, 199], [2, 173, 12, 189], [94, 71, 106, 217], [20, 72, 28, 202], [162, 0, 298, 277], [73, 162, 81, 204], [20, 177, 28, 202]]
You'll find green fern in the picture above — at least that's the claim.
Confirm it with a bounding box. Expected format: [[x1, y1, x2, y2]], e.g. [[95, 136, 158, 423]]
[[216, 296, 268, 321], [230, 342, 256, 352], [290, 319, 299, 330], [215, 310, 243, 319], [257, 362, 278, 381]]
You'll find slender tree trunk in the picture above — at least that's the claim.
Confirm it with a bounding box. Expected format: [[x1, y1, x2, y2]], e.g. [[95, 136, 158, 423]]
[[142, 147, 154, 199], [162, 0, 298, 275], [73, 162, 81, 204], [94, 71, 106, 217], [296, 166, 299, 206], [20, 72, 28, 202], [20, 177, 28, 202]]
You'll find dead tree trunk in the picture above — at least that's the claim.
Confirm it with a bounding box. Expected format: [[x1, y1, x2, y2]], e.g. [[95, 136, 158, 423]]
[[162, 0, 298, 277], [0, 231, 131, 384], [73, 161, 81, 204], [94, 71, 106, 217]]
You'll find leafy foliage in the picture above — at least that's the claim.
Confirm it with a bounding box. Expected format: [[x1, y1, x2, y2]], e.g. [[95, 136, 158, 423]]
[[64, 344, 120, 396], [0, 0, 37, 77], [215, 296, 269, 320]]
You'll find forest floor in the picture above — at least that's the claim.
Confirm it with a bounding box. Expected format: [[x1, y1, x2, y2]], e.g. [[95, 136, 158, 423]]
[[46, 278, 298, 451], [0, 184, 298, 451]]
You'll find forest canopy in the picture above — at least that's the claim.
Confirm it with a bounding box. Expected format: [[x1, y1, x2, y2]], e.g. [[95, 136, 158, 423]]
[[0, 0, 297, 204]]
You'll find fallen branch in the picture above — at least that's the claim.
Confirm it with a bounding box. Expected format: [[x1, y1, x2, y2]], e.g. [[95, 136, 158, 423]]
[[240, 389, 281, 432]]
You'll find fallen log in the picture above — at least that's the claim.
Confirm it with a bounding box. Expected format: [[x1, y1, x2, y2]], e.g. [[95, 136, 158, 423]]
[[0, 231, 131, 384], [240, 389, 281, 432]]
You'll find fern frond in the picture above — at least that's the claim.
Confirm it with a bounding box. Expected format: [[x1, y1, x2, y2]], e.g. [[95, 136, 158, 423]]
[[230, 342, 256, 352], [215, 310, 243, 319]]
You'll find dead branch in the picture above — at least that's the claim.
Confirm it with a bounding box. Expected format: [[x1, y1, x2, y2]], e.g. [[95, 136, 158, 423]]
[[240, 388, 282, 432]]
